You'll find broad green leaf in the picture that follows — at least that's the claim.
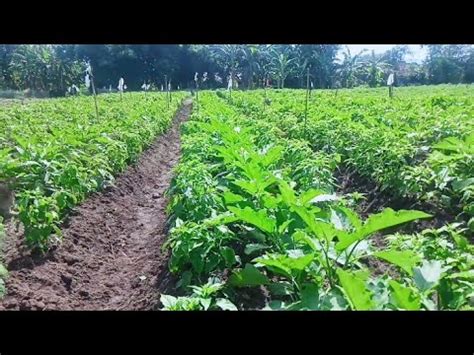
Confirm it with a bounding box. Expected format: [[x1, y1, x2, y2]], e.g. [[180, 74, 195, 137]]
[[278, 179, 297, 205], [160, 294, 178, 308], [310, 194, 339, 204], [221, 247, 236, 267], [300, 283, 320, 310], [413, 260, 443, 292], [452, 232, 469, 251], [264, 300, 289, 310], [200, 298, 211, 310], [335, 206, 362, 230], [452, 178, 474, 192], [244, 243, 269, 255], [299, 188, 325, 205], [447, 270, 474, 281], [291, 205, 336, 242], [228, 206, 276, 234], [216, 298, 238, 311], [278, 219, 293, 235], [262, 194, 280, 209], [336, 208, 432, 251], [330, 209, 345, 230], [260, 145, 284, 168], [389, 280, 421, 310], [336, 268, 374, 310], [233, 179, 258, 195], [222, 191, 245, 205], [254, 253, 314, 278], [228, 263, 270, 287], [190, 249, 205, 274], [373, 249, 421, 276], [268, 282, 294, 296], [433, 137, 464, 152]]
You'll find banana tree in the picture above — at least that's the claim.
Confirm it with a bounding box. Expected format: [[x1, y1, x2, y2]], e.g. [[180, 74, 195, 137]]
[[268, 47, 296, 89], [210, 45, 242, 89], [335, 46, 368, 88], [356, 50, 392, 87]]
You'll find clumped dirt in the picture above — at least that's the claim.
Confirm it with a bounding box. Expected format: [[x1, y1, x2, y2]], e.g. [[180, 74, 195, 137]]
[[0, 99, 192, 310]]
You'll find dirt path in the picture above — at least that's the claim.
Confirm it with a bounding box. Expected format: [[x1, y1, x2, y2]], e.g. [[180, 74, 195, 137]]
[[0, 99, 192, 310]]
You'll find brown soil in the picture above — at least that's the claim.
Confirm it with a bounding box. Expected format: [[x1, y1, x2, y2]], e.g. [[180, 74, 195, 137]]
[[0, 99, 192, 310]]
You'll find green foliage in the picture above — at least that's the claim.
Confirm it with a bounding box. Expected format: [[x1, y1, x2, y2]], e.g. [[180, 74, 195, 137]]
[[161, 90, 472, 310], [0, 92, 185, 250]]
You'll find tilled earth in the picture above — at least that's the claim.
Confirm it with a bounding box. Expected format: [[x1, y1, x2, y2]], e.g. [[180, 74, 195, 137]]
[[0, 99, 192, 310]]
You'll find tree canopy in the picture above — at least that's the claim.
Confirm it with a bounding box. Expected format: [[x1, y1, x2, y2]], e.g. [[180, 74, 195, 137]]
[[0, 44, 473, 96]]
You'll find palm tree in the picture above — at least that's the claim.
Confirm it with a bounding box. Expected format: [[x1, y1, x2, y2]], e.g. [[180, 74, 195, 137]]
[[209, 45, 242, 88], [240, 45, 262, 89]]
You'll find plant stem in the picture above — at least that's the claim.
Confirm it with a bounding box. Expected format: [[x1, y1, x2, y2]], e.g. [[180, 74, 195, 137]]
[[344, 239, 363, 268]]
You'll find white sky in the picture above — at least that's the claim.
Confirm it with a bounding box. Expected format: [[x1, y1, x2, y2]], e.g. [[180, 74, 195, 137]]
[[340, 45, 428, 63]]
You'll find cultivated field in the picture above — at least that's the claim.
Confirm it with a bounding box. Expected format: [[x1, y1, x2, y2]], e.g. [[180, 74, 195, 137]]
[[0, 86, 473, 310]]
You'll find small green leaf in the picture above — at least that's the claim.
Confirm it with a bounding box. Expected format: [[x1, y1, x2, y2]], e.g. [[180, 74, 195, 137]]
[[0, 264, 8, 278], [228, 206, 276, 234], [452, 178, 474, 192], [216, 298, 238, 311], [221, 247, 236, 267], [254, 253, 314, 278], [300, 283, 320, 310], [200, 298, 212, 310], [222, 191, 245, 205], [336, 208, 432, 251], [268, 282, 294, 296], [447, 270, 474, 281], [244, 243, 269, 255], [336, 268, 374, 310], [228, 263, 270, 288], [389, 280, 421, 310], [413, 260, 443, 292], [373, 249, 421, 276], [160, 294, 178, 309]]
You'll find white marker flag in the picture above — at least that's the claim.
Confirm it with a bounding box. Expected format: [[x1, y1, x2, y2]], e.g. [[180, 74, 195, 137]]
[[118, 78, 125, 91], [85, 74, 91, 89], [387, 73, 394, 86]]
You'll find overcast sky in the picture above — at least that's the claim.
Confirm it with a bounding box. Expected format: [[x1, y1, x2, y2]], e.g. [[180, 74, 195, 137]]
[[340, 45, 428, 63]]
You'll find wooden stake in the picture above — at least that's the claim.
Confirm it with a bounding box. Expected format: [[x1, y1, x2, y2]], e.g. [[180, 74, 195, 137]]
[[304, 67, 309, 139], [165, 75, 169, 109], [89, 68, 99, 120], [196, 79, 199, 114]]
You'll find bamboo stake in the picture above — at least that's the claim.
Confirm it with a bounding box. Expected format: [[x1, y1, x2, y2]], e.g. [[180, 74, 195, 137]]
[[304, 67, 310, 139]]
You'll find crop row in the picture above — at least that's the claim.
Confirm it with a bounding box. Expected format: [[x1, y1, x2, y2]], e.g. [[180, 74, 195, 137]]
[[225, 86, 474, 234], [0, 92, 185, 250], [161, 92, 473, 310]]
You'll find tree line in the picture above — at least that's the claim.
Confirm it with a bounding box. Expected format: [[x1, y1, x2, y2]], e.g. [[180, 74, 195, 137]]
[[1, 44, 473, 96]]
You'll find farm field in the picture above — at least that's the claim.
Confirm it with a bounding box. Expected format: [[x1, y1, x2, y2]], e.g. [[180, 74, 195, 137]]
[[0, 92, 185, 303], [0, 86, 473, 310]]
